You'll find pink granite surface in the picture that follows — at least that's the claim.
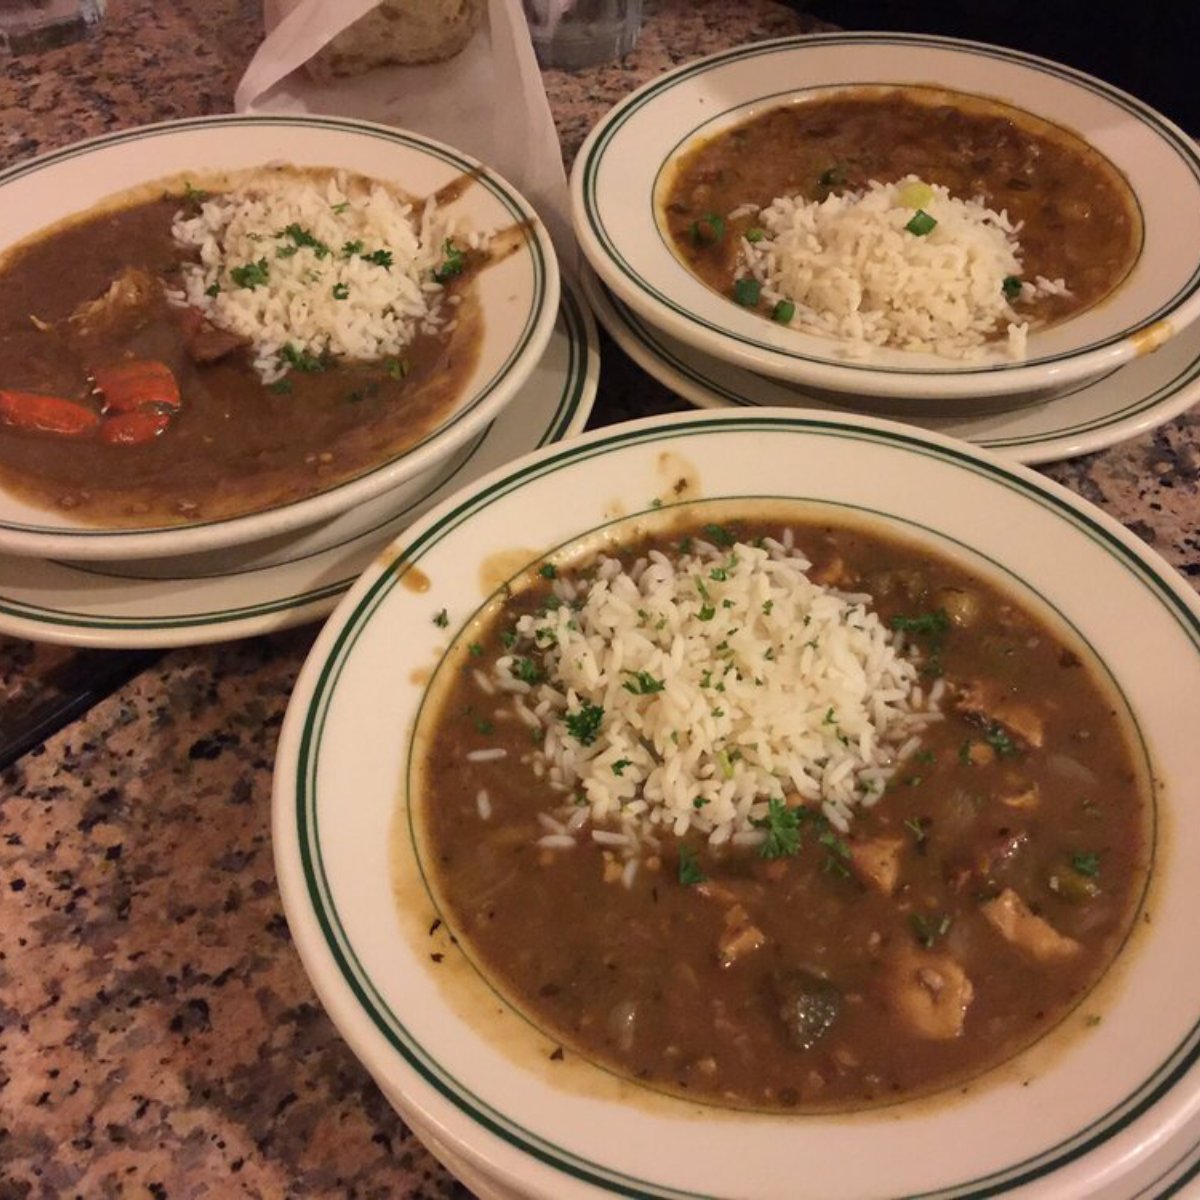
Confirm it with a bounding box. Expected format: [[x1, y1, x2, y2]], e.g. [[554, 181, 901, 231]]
[[0, 2, 1197, 1198]]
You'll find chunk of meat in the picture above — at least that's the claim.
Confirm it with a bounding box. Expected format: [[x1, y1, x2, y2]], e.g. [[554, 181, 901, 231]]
[[68, 268, 160, 338], [1001, 782, 1040, 810], [955, 681, 1045, 749], [717, 904, 766, 968], [883, 945, 974, 1040], [177, 306, 247, 364], [981, 888, 1081, 963], [848, 835, 904, 895]]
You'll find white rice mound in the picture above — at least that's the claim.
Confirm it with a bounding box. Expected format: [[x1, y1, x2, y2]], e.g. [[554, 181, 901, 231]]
[[170, 171, 463, 382], [739, 175, 1069, 360], [493, 531, 944, 857]]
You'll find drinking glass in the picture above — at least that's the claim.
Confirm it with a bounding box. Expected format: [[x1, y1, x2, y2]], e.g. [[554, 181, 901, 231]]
[[0, 0, 105, 53], [522, 0, 642, 70]]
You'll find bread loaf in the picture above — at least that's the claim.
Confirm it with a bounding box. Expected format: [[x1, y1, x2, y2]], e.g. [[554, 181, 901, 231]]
[[305, 0, 485, 82]]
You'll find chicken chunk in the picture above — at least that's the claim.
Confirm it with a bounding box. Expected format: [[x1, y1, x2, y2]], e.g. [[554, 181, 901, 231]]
[[884, 945, 974, 1040], [848, 835, 905, 895], [1001, 782, 1040, 811], [68, 268, 160, 338], [717, 903, 766, 968], [981, 888, 1080, 963], [955, 681, 1045, 749]]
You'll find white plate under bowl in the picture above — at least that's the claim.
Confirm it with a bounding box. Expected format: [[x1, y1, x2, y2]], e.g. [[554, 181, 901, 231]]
[[0, 113, 559, 561], [582, 268, 1200, 465], [0, 283, 596, 649], [572, 33, 1200, 408], [274, 407, 1200, 1200]]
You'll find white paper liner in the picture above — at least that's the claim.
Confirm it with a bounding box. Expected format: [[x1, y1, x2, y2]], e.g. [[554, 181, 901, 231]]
[[234, 0, 572, 263]]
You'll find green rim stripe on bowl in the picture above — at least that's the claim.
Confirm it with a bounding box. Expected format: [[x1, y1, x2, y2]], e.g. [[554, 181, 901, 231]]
[[0, 289, 592, 632], [0, 115, 548, 540], [602, 280, 1200, 451], [580, 33, 1200, 377], [294, 414, 1200, 1200]]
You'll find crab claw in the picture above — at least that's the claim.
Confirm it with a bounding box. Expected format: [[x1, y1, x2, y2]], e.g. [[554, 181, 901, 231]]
[[91, 360, 181, 414], [0, 389, 101, 437]]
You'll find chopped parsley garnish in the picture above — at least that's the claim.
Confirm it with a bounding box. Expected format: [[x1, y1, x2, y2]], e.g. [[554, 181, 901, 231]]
[[363, 248, 393, 268], [341, 239, 365, 258], [910, 912, 952, 948], [611, 759, 631, 777], [984, 723, 1019, 758], [331, 281, 350, 300], [678, 845, 707, 886], [733, 277, 761, 306], [500, 630, 518, 650], [693, 796, 710, 809], [754, 797, 801, 860], [331, 200, 350, 214], [182, 180, 210, 206], [1002, 274, 1023, 301], [269, 378, 294, 395], [472, 716, 494, 735], [762, 599, 774, 615], [564, 703, 604, 746], [623, 671, 665, 695], [229, 258, 270, 289], [468, 642, 483, 657], [697, 603, 716, 621], [744, 226, 766, 243], [281, 343, 328, 373], [204, 282, 220, 297], [703, 523, 736, 547], [818, 166, 846, 188], [904, 817, 929, 844], [822, 706, 836, 725], [512, 657, 542, 684], [432, 608, 449, 628], [385, 357, 409, 380], [1071, 852, 1101, 878], [891, 610, 951, 636], [432, 239, 466, 283], [689, 212, 726, 246], [709, 566, 729, 582], [539, 563, 557, 579], [279, 223, 332, 258]]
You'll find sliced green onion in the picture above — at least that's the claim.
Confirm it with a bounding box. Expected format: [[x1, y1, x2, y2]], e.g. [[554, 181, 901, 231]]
[[772, 298, 796, 324], [904, 210, 937, 237], [1002, 275, 1023, 300], [744, 227, 766, 243], [733, 277, 761, 307], [689, 213, 726, 246]]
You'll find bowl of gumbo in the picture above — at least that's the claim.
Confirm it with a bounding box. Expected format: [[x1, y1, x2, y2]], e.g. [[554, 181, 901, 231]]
[[273, 408, 1200, 1200]]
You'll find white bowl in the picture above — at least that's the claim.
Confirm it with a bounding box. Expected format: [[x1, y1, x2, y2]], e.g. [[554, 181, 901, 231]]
[[0, 114, 559, 560], [571, 33, 1200, 410], [274, 407, 1200, 1199]]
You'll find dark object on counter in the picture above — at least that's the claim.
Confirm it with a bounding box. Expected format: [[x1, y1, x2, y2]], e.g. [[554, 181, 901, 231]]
[[804, 2, 1199, 134], [0, 648, 160, 771]]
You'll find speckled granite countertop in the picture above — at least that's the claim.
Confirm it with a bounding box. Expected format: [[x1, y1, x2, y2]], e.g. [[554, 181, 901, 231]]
[[1, 2, 1198, 1197]]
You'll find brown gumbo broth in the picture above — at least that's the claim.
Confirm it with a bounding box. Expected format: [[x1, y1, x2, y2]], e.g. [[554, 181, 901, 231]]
[[0, 182, 480, 526], [418, 518, 1148, 1112], [663, 88, 1140, 333]]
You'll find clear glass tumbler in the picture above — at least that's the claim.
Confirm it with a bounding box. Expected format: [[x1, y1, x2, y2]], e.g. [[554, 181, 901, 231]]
[[523, 0, 642, 70], [0, 0, 105, 54]]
